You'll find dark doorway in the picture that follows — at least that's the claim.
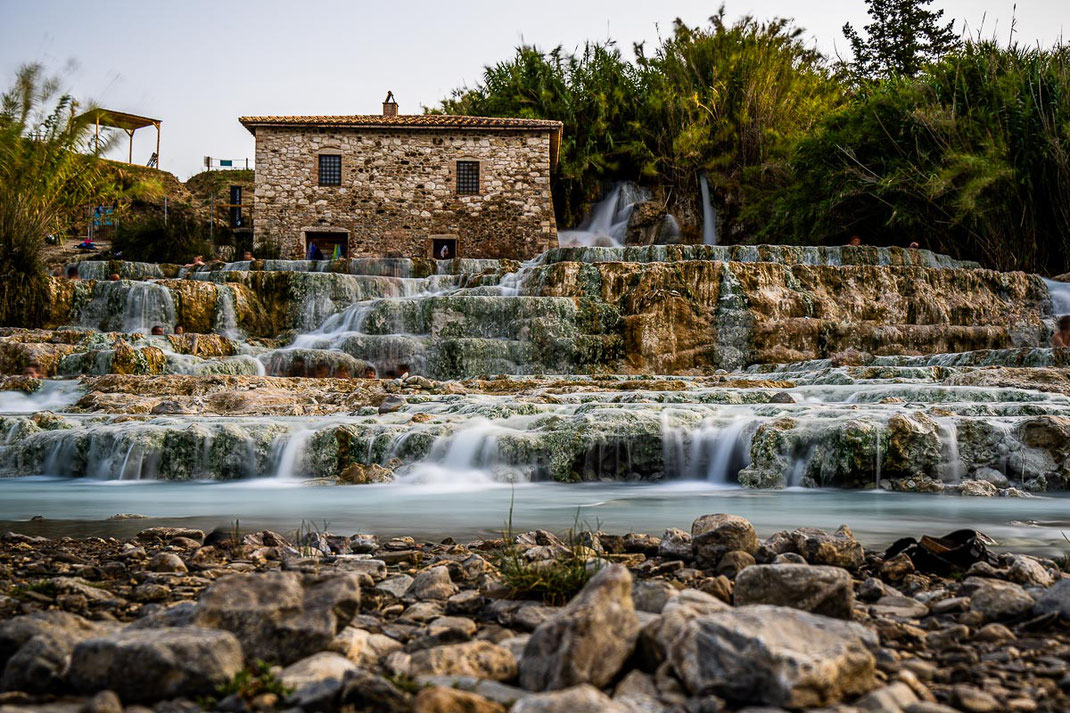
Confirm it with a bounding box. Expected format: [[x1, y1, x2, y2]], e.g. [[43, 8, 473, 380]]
[[433, 238, 457, 260], [305, 231, 348, 260]]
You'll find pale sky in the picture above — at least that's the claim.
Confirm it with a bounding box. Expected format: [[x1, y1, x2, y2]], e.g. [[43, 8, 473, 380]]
[[2, 0, 1067, 179]]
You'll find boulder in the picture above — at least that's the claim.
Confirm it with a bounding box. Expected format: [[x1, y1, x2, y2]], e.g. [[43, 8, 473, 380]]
[[405, 566, 458, 601], [280, 651, 356, 690], [519, 564, 640, 691], [68, 627, 242, 702], [636, 589, 729, 670], [327, 626, 403, 667], [968, 579, 1035, 621], [1007, 554, 1056, 587], [790, 526, 864, 570], [632, 580, 679, 614], [669, 605, 878, 708], [511, 684, 628, 713], [1033, 579, 1070, 620], [0, 611, 107, 693], [408, 640, 517, 681], [193, 571, 360, 664], [691, 514, 758, 568], [657, 528, 692, 561], [733, 564, 854, 619], [147, 552, 187, 573]]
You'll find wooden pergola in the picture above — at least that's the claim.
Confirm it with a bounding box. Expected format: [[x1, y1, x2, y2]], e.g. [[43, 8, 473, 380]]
[[84, 109, 161, 167]]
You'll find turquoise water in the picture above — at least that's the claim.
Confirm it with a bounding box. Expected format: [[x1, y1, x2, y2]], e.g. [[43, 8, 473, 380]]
[[1, 478, 1067, 555]]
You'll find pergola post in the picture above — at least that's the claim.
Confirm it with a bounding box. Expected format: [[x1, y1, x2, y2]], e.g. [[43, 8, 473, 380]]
[[126, 129, 134, 164], [155, 121, 161, 168]]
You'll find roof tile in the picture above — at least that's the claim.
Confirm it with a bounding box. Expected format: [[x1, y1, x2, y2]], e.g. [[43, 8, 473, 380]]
[[238, 114, 563, 132]]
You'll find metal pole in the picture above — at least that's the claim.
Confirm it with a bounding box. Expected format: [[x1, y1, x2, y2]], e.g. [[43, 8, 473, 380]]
[[164, 197, 168, 226], [155, 122, 160, 168], [127, 129, 133, 164], [209, 193, 214, 241]]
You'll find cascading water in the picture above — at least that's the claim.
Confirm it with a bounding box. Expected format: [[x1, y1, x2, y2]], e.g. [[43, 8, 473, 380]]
[[1043, 277, 1070, 316], [663, 415, 757, 484], [699, 173, 718, 246], [558, 183, 651, 248], [122, 282, 177, 333]]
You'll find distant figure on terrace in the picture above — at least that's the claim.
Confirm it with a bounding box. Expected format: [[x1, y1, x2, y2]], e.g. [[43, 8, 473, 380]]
[[363, 366, 377, 379], [243, 251, 254, 261], [174, 325, 184, 335], [66, 266, 79, 280], [185, 255, 206, 268], [77, 237, 96, 251], [909, 242, 920, 249], [109, 273, 120, 281], [1053, 316, 1070, 348], [150, 326, 164, 336], [847, 235, 862, 246]]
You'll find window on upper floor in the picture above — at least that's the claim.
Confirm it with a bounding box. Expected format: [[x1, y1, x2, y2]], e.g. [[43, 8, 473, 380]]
[[318, 154, 342, 186], [456, 160, 479, 195]]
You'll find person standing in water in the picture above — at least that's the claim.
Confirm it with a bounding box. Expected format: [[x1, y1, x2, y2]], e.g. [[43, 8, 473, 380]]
[[1053, 316, 1070, 347]]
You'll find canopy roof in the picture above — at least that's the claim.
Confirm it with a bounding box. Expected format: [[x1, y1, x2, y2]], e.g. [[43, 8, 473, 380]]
[[83, 109, 161, 131]]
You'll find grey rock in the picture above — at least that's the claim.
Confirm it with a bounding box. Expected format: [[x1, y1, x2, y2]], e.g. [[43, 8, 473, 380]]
[[1006, 554, 1055, 587], [375, 574, 414, 599], [404, 567, 457, 601], [147, 552, 187, 574], [446, 589, 485, 616], [691, 514, 758, 567], [658, 528, 692, 561], [520, 564, 640, 691], [68, 627, 242, 702], [636, 589, 729, 670], [193, 571, 360, 664], [632, 579, 679, 614], [0, 611, 107, 693], [327, 626, 402, 667], [408, 640, 517, 680], [378, 395, 405, 414], [670, 604, 878, 708], [1034, 578, 1070, 620], [511, 684, 628, 713], [280, 651, 356, 690], [790, 526, 864, 570], [869, 595, 930, 619], [968, 578, 1035, 620], [734, 564, 854, 619]]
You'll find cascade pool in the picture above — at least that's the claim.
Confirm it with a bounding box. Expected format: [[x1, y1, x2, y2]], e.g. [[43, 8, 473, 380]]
[[1, 478, 1067, 555]]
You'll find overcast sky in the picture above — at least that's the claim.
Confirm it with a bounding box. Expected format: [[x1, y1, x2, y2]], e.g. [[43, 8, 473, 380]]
[[2, 0, 1067, 179]]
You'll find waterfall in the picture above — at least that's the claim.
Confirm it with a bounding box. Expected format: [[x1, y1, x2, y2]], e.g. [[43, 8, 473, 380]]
[[1043, 278, 1070, 316], [699, 173, 718, 246], [122, 282, 177, 334], [558, 182, 651, 248], [937, 420, 962, 482], [214, 286, 241, 339], [271, 427, 316, 479], [664, 416, 755, 484]]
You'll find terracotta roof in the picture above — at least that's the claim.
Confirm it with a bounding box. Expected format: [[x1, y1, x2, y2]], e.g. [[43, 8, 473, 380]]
[[238, 114, 563, 132], [239, 114, 564, 168]]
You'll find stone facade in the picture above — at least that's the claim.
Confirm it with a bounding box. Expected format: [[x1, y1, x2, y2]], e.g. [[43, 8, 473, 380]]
[[241, 112, 562, 260]]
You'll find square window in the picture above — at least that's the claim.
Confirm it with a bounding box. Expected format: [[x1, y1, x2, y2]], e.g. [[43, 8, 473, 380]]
[[456, 161, 479, 195], [318, 154, 341, 186]]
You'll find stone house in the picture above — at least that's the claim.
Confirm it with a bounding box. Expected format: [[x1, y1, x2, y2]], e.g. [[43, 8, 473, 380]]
[[239, 95, 562, 261]]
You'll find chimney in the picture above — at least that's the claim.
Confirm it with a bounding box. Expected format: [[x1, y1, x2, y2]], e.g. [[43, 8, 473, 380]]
[[382, 91, 398, 118]]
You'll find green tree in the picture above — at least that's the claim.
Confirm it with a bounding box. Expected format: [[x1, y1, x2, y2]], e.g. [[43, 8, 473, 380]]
[[843, 0, 959, 78], [0, 63, 118, 326]]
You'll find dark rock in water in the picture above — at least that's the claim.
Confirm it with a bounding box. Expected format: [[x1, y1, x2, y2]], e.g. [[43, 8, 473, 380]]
[[734, 564, 854, 619], [68, 627, 243, 702], [520, 564, 640, 691], [768, 391, 797, 404], [691, 514, 758, 568], [193, 571, 361, 664], [669, 604, 878, 708], [379, 395, 405, 414]]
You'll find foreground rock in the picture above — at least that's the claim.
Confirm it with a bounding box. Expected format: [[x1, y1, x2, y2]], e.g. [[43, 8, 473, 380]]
[[192, 571, 361, 664], [734, 563, 855, 619], [670, 605, 878, 707], [68, 627, 243, 701], [519, 565, 640, 691]]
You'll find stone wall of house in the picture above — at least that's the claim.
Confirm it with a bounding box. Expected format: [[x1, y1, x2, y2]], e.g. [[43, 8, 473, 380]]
[[251, 127, 557, 260]]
